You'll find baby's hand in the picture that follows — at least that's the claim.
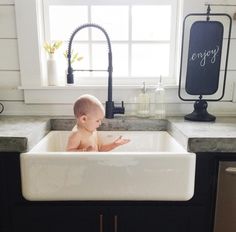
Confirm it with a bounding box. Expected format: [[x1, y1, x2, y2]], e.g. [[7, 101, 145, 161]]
[[114, 136, 130, 145]]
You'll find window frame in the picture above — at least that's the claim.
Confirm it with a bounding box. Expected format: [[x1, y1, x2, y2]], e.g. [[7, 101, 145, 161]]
[[43, 0, 178, 84], [15, 0, 182, 104]]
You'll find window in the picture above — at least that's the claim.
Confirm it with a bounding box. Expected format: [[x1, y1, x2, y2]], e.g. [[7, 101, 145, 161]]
[[43, 0, 179, 85], [15, 0, 181, 104]]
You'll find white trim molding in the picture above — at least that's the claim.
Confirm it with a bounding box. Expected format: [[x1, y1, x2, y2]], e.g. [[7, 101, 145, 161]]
[[15, 0, 47, 87]]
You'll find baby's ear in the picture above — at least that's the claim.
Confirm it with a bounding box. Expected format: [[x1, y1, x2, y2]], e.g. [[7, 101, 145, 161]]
[[79, 115, 87, 123]]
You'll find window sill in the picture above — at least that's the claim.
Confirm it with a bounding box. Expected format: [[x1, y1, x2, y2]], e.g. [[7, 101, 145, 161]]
[[19, 84, 179, 104], [18, 84, 179, 90]]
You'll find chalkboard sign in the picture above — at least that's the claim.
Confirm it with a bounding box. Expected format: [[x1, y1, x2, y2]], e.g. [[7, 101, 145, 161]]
[[185, 21, 223, 95]]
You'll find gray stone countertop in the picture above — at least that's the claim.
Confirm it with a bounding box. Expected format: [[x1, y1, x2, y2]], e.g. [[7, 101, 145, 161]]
[[0, 116, 51, 152], [1, 115, 236, 153], [168, 117, 236, 153]]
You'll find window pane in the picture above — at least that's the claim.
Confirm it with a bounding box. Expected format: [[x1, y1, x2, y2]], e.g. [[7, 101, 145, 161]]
[[49, 6, 88, 41], [132, 5, 171, 41], [91, 6, 129, 41], [131, 44, 169, 77], [112, 44, 129, 77], [91, 43, 128, 77]]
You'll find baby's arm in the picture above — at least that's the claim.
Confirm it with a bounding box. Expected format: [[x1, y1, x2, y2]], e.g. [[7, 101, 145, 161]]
[[99, 136, 130, 152]]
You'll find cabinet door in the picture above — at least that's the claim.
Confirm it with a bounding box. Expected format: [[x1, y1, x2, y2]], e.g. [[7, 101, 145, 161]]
[[109, 206, 190, 232], [12, 205, 102, 232], [189, 206, 208, 232], [214, 161, 236, 232], [0, 157, 3, 232]]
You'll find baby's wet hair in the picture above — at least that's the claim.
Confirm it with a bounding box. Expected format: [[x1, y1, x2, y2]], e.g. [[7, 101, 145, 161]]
[[73, 94, 104, 117]]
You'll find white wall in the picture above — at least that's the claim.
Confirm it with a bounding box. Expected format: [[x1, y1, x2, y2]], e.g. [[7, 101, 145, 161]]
[[0, 0, 236, 116]]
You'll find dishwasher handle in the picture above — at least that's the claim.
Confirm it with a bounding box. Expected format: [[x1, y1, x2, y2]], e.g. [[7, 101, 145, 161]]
[[225, 167, 236, 175]]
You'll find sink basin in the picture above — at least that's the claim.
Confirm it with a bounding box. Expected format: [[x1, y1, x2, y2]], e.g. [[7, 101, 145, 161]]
[[20, 131, 196, 201]]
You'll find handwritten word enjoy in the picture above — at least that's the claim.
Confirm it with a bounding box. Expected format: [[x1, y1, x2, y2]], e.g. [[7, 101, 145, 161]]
[[189, 45, 220, 67]]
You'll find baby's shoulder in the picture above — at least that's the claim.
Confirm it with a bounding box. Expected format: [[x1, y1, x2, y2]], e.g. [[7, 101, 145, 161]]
[[72, 125, 78, 131]]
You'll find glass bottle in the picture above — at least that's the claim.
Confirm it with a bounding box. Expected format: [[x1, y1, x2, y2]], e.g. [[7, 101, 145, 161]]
[[137, 82, 150, 117], [154, 76, 165, 119]]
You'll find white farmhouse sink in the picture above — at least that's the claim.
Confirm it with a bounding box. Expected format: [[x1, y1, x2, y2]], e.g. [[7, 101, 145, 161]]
[[20, 131, 196, 201]]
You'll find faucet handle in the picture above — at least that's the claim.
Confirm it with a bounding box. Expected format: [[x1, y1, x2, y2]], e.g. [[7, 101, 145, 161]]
[[121, 101, 124, 108], [113, 101, 125, 115], [105, 100, 125, 118]]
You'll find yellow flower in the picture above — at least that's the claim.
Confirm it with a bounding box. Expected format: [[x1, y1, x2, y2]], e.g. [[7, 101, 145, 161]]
[[43, 40, 63, 54], [64, 50, 83, 64]]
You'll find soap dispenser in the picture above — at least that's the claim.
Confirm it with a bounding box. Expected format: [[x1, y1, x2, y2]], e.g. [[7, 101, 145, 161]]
[[137, 82, 150, 117], [154, 76, 165, 119]]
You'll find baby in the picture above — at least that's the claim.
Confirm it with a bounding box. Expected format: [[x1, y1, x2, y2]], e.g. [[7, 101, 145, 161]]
[[66, 94, 130, 152]]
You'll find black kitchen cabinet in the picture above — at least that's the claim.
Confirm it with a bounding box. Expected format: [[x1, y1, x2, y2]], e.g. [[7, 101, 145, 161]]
[[11, 204, 207, 232], [0, 157, 3, 232], [1, 153, 19, 232], [109, 206, 190, 232], [0, 152, 228, 232], [12, 205, 101, 232]]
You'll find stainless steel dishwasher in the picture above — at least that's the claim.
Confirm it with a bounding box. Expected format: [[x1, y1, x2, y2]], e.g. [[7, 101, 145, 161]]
[[214, 161, 236, 232]]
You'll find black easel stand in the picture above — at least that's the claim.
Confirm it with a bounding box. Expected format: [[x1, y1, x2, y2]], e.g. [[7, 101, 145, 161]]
[[178, 5, 232, 122], [184, 99, 215, 122]]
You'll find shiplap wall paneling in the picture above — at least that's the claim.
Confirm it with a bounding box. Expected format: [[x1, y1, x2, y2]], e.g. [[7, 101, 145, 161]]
[[1, 100, 236, 116], [0, 2, 22, 103], [210, 5, 236, 38], [0, 5, 16, 38], [0, 71, 23, 100], [0, 39, 19, 70], [0, 0, 14, 4], [220, 39, 236, 71]]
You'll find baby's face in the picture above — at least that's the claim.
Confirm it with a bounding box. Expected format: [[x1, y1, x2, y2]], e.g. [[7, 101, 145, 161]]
[[84, 108, 104, 132]]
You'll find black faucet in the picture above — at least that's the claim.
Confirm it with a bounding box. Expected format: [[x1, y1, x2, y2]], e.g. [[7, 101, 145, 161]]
[[66, 23, 125, 119]]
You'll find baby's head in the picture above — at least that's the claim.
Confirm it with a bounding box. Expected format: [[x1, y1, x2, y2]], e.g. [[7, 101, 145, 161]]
[[73, 94, 105, 132]]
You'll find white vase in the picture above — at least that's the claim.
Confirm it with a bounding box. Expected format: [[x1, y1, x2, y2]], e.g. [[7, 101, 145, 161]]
[[47, 54, 59, 86]]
